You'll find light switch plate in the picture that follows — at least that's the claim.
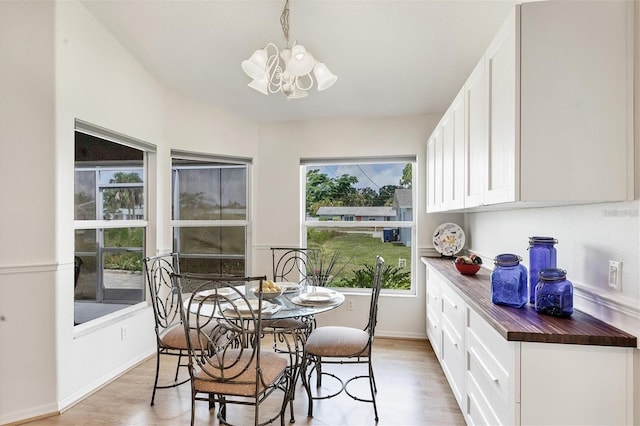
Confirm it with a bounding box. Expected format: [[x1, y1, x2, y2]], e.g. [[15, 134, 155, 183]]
[[608, 260, 622, 291]]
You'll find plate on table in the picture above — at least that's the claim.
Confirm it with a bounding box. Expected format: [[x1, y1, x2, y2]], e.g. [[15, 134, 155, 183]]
[[233, 299, 274, 313], [196, 287, 237, 298], [277, 282, 301, 293], [433, 223, 465, 256], [298, 289, 339, 303]]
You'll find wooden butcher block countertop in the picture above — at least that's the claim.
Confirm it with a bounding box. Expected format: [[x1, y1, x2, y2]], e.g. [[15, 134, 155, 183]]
[[422, 257, 637, 347]]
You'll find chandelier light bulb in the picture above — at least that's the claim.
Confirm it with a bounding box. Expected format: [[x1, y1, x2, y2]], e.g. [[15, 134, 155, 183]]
[[288, 44, 315, 76], [240, 0, 336, 99]]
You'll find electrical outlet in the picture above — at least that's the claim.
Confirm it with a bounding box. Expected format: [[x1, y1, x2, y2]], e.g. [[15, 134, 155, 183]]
[[347, 300, 354, 311], [608, 260, 622, 291], [121, 325, 128, 341]]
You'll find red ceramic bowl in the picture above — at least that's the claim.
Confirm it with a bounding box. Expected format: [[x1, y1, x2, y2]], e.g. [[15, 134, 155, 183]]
[[455, 262, 481, 275]]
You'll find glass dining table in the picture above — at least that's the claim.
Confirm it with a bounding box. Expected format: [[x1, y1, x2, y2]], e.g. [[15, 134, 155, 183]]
[[184, 284, 345, 320]]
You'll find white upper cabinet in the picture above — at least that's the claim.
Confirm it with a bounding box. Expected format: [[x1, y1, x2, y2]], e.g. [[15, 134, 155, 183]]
[[485, 10, 517, 205], [464, 59, 487, 208], [427, 89, 465, 212], [426, 127, 444, 212], [427, 0, 633, 212], [443, 89, 466, 211]]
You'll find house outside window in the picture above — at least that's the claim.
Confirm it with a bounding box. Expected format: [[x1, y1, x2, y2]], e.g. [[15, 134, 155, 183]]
[[171, 153, 250, 277], [303, 158, 415, 292], [73, 122, 153, 325]]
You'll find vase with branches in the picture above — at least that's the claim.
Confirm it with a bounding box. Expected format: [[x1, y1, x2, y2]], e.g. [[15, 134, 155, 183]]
[[306, 249, 351, 287]]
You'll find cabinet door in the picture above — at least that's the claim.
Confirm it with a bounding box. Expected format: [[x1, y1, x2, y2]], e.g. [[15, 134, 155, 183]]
[[426, 134, 438, 212], [484, 9, 518, 205], [464, 58, 487, 208], [450, 90, 465, 210], [440, 284, 466, 409], [425, 266, 442, 359], [441, 112, 454, 210], [426, 128, 444, 212]]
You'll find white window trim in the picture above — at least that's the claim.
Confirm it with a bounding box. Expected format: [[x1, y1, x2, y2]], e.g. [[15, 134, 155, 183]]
[[301, 158, 417, 295], [170, 152, 252, 275]]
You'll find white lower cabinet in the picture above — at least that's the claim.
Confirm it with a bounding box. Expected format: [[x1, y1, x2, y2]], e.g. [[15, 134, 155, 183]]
[[426, 264, 634, 425], [466, 308, 517, 425], [440, 284, 466, 408], [425, 268, 442, 359]]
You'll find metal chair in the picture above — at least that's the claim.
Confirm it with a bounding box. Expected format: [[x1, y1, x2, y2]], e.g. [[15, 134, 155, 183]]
[[271, 247, 318, 285], [143, 253, 190, 406], [174, 273, 291, 426], [300, 255, 384, 421]]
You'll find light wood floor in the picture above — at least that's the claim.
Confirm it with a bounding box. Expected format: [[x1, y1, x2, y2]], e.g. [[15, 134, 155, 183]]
[[25, 338, 465, 425]]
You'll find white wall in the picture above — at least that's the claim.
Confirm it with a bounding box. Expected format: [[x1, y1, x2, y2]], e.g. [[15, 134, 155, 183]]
[[54, 0, 165, 413], [0, 1, 259, 424], [0, 1, 59, 421], [253, 116, 463, 338]]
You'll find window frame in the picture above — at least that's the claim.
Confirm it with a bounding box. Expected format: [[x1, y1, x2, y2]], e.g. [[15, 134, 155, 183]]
[[170, 151, 252, 276], [73, 120, 154, 323], [301, 157, 417, 295]]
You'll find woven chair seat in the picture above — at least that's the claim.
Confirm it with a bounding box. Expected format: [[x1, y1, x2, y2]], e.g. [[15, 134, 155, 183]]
[[305, 326, 369, 357], [160, 323, 216, 350], [194, 349, 288, 397]]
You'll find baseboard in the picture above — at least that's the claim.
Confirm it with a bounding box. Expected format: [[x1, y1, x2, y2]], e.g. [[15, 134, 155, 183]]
[[1, 403, 59, 426], [376, 330, 427, 340]]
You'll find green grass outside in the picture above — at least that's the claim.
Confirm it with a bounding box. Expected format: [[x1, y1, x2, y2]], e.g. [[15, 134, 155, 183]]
[[307, 229, 412, 286]]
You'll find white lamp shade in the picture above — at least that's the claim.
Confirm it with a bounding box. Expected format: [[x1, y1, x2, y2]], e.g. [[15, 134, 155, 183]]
[[287, 44, 315, 76], [313, 62, 337, 91], [248, 77, 269, 95], [241, 49, 268, 80]]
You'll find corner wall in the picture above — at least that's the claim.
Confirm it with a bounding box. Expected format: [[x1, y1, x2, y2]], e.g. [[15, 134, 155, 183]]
[[253, 116, 464, 338]]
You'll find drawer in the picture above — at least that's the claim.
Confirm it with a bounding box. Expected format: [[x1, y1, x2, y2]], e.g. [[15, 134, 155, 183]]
[[426, 310, 441, 358], [466, 370, 502, 426], [427, 271, 442, 312], [441, 320, 466, 409], [467, 308, 510, 371], [441, 284, 465, 339], [466, 309, 517, 424]]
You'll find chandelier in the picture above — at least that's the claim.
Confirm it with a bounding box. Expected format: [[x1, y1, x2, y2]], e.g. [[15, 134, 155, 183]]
[[241, 0, 337, 99]]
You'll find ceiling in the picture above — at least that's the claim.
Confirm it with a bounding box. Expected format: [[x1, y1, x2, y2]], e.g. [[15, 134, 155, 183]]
[[80, 0, 519, 123]]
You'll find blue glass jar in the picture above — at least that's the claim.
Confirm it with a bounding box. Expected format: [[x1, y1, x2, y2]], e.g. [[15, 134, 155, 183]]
[[491, 254, 528, 308], [528, 237, 558, 304], [535, 268, 573, 317]]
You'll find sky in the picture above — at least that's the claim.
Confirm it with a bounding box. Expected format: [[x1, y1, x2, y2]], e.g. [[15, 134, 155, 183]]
[[309, 162, 406, 190]]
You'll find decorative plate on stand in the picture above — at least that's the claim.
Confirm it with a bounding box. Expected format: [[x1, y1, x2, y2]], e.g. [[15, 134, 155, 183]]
[[433, 223, 466, 257]]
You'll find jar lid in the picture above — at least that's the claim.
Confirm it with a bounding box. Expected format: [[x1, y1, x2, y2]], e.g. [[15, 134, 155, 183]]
[[494, 253, 522, 266], [538, 268, 567, 281], [528, 236, 558, 245]]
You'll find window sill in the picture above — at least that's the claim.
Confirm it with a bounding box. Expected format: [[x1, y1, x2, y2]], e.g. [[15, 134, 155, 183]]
[[73, 302, 149, 339]]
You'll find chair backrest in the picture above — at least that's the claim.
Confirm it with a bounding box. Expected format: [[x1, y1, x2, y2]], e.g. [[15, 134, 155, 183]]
[[174, 273, 268, 383], [366, 256, 385, 339], [271, 247, 317, 284], [143, 253, 182, 342]]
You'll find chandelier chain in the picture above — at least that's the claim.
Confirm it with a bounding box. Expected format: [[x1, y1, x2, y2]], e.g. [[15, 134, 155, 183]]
[[280, 0, 290, 45]]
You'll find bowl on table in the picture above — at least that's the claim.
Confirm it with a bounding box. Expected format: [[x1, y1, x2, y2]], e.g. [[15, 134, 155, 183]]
[[252, 282, 284, 300], [454, 262, 481, 275]]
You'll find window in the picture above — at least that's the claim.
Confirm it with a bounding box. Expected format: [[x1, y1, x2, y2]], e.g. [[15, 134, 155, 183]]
[[171, 153, 250, 276], [74, 121, 153, 325], [303, 158, 415, 292]]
